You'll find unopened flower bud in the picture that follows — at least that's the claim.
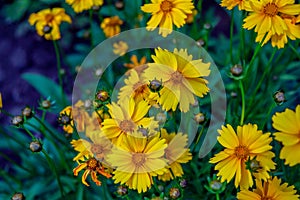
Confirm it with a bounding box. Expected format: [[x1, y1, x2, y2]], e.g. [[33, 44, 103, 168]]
[[204, 23, 212, 30], [29, 141, 43, 152], [117, 185, 128, 196], [11, 116, 24, 127], [196, 39, 205, 47], [22, 107, 33, 118], [249, 159, 261, 172], [169, 187, 180, 199], [11, 192, 25, 200], [230, 64, 243, 76], [41, 100, 51, 109], [115, 0, 124, 10], [210, 180, 223, 191], [194, 113, 205, 124], [273, 90, 286, 105], [96, 90, 109, 102], [149, 79, 162, 92], [179, 179, 187, 188]]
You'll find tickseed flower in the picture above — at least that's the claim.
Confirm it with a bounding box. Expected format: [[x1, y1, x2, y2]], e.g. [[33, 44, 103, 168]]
[[141, 0, 194, 37], [158, 129, 192, 181], [113, 41, 128, 56], [124, 55, 147, 75], [185, 9, 198, 24], [243, 0, 300, 47], [58, 106, 74, 134], [0, 92, 2, 109], [66, 0, 104, 13], [71, 131, 112, 163], [107, 134, 167, 193], [143, 48, 210, 112], [28, 8, 71, 40], [100, 16, 123, 38], [272, 105, 300, 166], [101, 97, 158, 145], [73, 157, 111, 186], [237, 177, 300, 200], [220, 0, 251, 10], [210, 124, 275, 189]]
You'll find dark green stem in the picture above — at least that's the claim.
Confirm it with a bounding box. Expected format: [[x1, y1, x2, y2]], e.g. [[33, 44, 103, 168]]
[[239, 80, 245, 125], [261, 102, 276, 129], [53, 40, 65, 106], [230, 9, 235, 64], [216, 193, 220, 200], [288, 42, 300, 60]]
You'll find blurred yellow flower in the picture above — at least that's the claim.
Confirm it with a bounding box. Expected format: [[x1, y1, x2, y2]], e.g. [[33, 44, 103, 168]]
[[58, 106, 74, 134], [243, 0, 300, 47], [124, 55, 147, 75], [220, 0, 250, 10], [143, 48, 210, 112], [66, 0, 103, 13], [210, 124, 275, 189], [237, 177, 299, 200], [185, 9, 198, 24], [101, 16, 123, 38], [158, 129, 192, 181], [107, 134, 167, 193], [28, 8, 71, 40], [0, 93, 2, 109], [141, 0, 194, 37], [73, 157, 111, 186], [113, 41, 128, 56], [272, 105, 300, 166]]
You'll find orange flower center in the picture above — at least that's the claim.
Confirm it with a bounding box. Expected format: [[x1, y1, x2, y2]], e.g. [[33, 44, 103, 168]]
[[161, 0, 173, 12], [261, 197, 272, 200], [133, 82, 148, 95], [264, 3, 278, 16], [234, 145, 249, 160], [132, 153, 146, 166], [170, 71, 183, 84], [45, 14, 55, 23], [119, 120, 135, 132], [87, 158, 99, 170]]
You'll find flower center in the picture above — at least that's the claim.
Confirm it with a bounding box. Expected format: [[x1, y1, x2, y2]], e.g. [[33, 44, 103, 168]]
[[234, 145, 249, 160], [132, 153, 146, 166], [45, 14, 55, 23], [161, 0, 173, 12], [170, 71, 183, 84], [262, 197, 273, 200], [87, 158, 98, 170], [133, 82, 148, 95], [264, 3, 278, 16], [119, 120, 135, 132]]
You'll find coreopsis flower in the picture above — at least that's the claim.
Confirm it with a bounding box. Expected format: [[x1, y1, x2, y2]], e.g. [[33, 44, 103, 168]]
[[0, 92, 2, 109], [243, 0, 300, 47], [73, 157, 111, 186], [101, 97, 158, 145], [272, 105, 300, 166], [185, 9, 198, 24], [107, 134, 167, 193], [100, 16, 123, 38], [124, 55, 147, 75], [66, 0, 103, 13], [58, 106, 74, 134], [220, 0, 250, 10], [210, 124, 275, 189], [141, 0, 194, 37], [143, 48, 210, 112], [28, 8, 71, 40], [113, 41, 128, 56], [158, 129, 192, 181], [237, 177, 299, 200]]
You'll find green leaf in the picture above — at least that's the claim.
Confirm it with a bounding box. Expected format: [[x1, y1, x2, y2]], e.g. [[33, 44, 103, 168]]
[[1, 0, 30, 22], [22, 73, 68, 110]]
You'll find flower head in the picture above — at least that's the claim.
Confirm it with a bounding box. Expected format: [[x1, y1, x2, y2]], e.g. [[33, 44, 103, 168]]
[[124, 55, 147, 75], [58, 106, 74, 134], [220, 0, 250, 10], [101, 16, 123, 38], [29, 8, 71, 40], [66, 0, 103, 13], [143, 48, 210, 112], [272, 105, 300, 166], [210, 124, 275, 189], [113, 41, 128, 56], [141, 0, 194, 37], [107, 134, 167, 193], [237, 177, 299, 200]]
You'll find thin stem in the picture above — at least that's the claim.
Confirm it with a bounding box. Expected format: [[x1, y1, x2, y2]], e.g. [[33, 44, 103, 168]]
[[240, 11, 246, 66], [261, 102, 276, 129], [42, 149, 65, 197], [53, 40, 65, 106], [239, 80, 245, 125], [41, 110, 46, 134], [288, 42, 300, 60], [230, 9, 235, 64], [246, 42, 262, 73], [22, 126, 35, 139], [216, 193, 220, 200]]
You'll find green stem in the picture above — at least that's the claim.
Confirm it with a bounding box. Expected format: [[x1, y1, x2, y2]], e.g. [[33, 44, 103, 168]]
[[216, 193, 220, 200], [53, 40, 65, 106], [240, 11, 246, 66], [230, 9, 235, 64], [196, 0, 203, 17], [246, 42, 262, 75], [239, 80, 245, 125], [41, 110, 46, 134], [42, 149, 65, 198], [261, 102, 276, 129], [22, 126, 35, 139], [288, 42, 300, 60]]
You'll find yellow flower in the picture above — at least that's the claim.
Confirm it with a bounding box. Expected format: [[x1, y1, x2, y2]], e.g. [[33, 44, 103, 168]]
[[237, 177, 299, 200], [71, 131, 112, 163], [210, 124, 275, 189], [107, 134, 167, 193], [113, 41, 128, 56], [124, 55, 147, 75], [141, 0, 194, 37], [272, 105, 300, 166], [73, 158, 111, 186], [66, 0, 103, 13], [220, 0, 250, 10], [243, 0, 300, 46], [0, 92, 2, 109], [101, 97, 158, 145], [28, 8, 71, 40], [58, 106, 74, 134], [185, 9, 198, 24], [143, 48, 210, 112], [158, 129, 192, 181], [100, 16, 123, 38]]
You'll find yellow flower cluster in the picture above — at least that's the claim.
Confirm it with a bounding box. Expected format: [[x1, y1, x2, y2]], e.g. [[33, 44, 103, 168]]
[[65, 0, 104, 13]]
